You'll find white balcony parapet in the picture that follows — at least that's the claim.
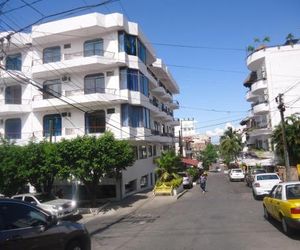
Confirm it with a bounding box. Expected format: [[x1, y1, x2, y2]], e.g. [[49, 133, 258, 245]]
[[252, 102, 269, 115], [0, 99, 32, 114], [251, 79, 267, 94]]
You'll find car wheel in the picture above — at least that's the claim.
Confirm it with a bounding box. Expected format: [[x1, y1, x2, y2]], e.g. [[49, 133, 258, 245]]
[[263, 206, 270, 220], [66, 240, 83, 250], [281, 217, 294, 236]]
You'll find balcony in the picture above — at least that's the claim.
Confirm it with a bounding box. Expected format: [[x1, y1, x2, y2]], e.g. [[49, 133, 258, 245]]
[[251, 79, 267, 94], [168, 118, 180, 126], [161, 92, 172, 102], [246, 48, 266, 71], [31, 50, 126, 78], [252, 102, 269, 115], [151, 86, 165, 96], [169, 100, 179, 109], [32, 88, 123, 111], [0, 99, 31, 115], [245, 91, 258, 102]]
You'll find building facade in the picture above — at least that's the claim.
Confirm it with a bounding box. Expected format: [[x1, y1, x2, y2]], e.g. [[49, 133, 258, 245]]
[[0, 12, 180, 200], [242, 40, 300, 165]]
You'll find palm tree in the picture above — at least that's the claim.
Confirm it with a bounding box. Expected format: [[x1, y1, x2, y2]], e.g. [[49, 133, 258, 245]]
[[219, 127, 243, 165], [271, 115, 300, 166], [155, 150, 182, 182], [286, 33, 295, 45]]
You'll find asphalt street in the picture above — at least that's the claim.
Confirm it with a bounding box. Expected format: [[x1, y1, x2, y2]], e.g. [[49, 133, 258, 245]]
[[85, 172, 300, 250]]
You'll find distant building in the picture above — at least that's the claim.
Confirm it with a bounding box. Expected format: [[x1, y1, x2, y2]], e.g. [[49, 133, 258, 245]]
[[242, 39, 300, 166], [174, 118, 210, 158], [0, 12, 180, 200]]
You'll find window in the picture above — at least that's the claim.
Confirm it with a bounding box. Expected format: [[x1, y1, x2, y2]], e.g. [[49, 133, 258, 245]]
[[84, 74, 105, 94], [121, 104, 150, 128], [125, 179, 137, 194], [5, 85, 21, 104], [84, 39, 103, 57], [148, 145, 152, 157], [128, 69, 139, 91], [118, 31, 147, 63], [140, 175, 148, 188], [85, 110, 105, 134], [132, 146, 138, 160], [43, 46, 61, 63], [153, 145, 157, 156], [43, 79, 61, 99], [5, 118, 21, 139], [274, 186, 282, 199], [140, 73, 149, 97], [6, 53, 22, 70], [0, 202, 47, 230], [139, 145, 147, 159], [138, 39, 147, 63], [43, 114, 62, 137]]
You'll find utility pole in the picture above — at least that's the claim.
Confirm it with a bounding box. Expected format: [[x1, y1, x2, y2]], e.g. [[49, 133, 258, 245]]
[[179, 119, 183, 156], [276, 93, 291, 181]]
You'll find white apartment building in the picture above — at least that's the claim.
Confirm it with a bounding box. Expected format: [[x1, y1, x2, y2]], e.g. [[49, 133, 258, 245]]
[[242, 40, 300, 165], [0, 12, 180, 200]]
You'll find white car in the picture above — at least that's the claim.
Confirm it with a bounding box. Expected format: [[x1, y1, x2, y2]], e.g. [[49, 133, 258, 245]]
[[252, 173, 281, 199], [178, 172, 193, 189], [11, 193, 78, 218], [229, 169, 245, 182]]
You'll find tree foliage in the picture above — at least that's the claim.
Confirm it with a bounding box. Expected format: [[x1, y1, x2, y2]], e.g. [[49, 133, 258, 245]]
[[155, 150, 182, 182], [59, 132, 135, 205], [197, 143, 218, 170], [271, 115, 300, 166], [219, 127, 242, 165], [0, 143, 27, 196]]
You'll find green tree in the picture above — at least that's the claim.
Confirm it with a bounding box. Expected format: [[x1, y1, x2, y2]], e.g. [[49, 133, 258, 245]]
[[219, 127, 242, 165], [197, 143, 218, 170], [271, 115, 300, 166], [23, 141, 63, 194], [0, 143, 27, 196], [155, 150, 182, 182], [59, 132, 135, 206]]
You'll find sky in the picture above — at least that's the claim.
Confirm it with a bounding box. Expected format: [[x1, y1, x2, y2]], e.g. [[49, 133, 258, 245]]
[[1, 0, 300, 142]]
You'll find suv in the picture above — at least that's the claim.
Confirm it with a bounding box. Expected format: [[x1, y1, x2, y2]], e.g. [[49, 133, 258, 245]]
[[0, 199, 91, 250], [245, 168, 266, 187], [229, 169, 245, 182], [11, 193, 78, 218], [178, 172, 193, 188]]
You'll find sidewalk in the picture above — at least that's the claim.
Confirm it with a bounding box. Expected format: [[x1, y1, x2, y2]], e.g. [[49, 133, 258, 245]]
[[79, 188, 188, 235]]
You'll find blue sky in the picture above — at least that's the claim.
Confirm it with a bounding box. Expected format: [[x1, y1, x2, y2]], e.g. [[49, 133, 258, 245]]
[[1, 0, 300, 142]]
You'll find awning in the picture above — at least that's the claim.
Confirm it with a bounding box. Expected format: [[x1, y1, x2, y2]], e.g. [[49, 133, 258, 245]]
[[181, 158, 199, 166]]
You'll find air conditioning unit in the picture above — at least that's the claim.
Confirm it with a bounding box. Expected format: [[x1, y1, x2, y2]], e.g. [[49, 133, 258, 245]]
[[61, 112, 71, 117], [61, 75, 71, 82]]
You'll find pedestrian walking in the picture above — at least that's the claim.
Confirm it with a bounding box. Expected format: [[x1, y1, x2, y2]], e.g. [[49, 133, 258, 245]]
[[199, 173, 207, 193]]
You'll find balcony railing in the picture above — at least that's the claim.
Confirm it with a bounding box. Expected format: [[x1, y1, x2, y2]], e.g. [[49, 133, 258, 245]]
[[0, 99, 31, 105], [32, 49, 116, 66]]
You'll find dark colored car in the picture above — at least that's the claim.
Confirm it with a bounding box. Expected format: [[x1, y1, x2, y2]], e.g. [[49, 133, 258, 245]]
[[0, 199, 90, 250], [245, 168, 266, 187]]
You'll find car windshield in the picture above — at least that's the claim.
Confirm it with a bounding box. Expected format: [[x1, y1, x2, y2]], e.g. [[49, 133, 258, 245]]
[[286, 184, 300, 199], [257, 175, 279, 180], [34, 193, 57, 202], [178, 172, 188, 178]]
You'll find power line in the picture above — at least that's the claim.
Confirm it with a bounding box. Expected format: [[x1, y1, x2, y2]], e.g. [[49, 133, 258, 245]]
[[0, 0, 119, 38], [0, 0, 44, 16]]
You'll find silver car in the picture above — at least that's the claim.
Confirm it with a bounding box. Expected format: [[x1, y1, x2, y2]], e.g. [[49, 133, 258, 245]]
[[11, 193, 78, 218]]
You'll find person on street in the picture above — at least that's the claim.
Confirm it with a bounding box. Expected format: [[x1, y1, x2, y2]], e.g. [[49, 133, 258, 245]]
[[199, 173, 207, 193]]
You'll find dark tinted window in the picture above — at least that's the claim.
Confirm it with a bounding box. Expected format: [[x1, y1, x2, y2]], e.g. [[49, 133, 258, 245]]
[[0, 202, 47, 230], [286, 184, 300, 199], [24, 196, 37, 203], [257, 175, 279, 180]]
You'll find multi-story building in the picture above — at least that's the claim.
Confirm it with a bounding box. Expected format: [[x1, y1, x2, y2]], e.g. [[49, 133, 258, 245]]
[[0, 12, 180, 200], [242, 39, 300, 165]]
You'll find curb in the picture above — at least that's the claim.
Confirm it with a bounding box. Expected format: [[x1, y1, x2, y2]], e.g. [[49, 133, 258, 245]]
[[176, 189, 188, 199]]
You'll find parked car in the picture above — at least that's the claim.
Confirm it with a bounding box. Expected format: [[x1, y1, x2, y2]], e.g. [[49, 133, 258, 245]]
[[245, 168, 267, 187], [0, 198, 90, 250], [252, 173, 281, 199], [229, 169, 245, 182], [11, 193, 78, 218], [178, 172, 193, 188], [263, 181, 300, 235]]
